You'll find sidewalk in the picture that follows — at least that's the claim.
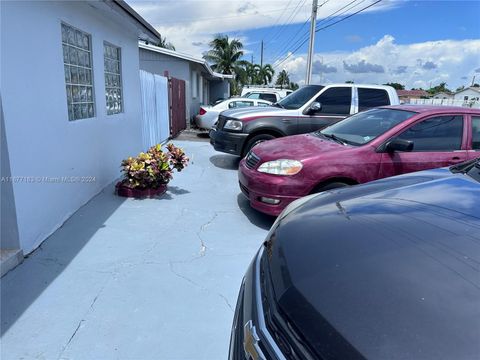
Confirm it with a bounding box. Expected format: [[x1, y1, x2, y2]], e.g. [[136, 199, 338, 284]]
[[1, 140, 274, 360]]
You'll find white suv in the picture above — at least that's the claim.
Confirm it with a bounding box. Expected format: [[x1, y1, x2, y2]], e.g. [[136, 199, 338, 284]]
[[240, 87, 292, 103]]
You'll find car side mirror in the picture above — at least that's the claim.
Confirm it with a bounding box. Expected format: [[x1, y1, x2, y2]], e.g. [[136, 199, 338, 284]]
[[307, 101, 322, 114], [385, 138, 414, 153]]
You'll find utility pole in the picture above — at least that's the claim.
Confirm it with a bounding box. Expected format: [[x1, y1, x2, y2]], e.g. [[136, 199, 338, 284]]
[[260, 40, 264, 68], [305, 0, 318, 85]]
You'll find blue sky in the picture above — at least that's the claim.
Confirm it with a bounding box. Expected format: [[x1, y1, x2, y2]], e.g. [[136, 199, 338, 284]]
[[130, 0, 480, 89], [238, 1, 480, 64]]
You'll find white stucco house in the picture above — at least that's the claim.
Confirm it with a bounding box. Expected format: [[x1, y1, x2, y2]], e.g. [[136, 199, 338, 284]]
[[139, 43, 233, 122], [453, 86, 480, 102], [1, 0, 161, 275]]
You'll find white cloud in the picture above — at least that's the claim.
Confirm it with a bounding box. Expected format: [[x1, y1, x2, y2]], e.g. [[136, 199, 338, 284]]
[[128, 0, 398, 58], [276, 35, 480, 89]]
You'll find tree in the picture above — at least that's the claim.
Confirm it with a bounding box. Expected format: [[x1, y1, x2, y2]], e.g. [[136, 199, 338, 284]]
[[254, 64, 275, 85], [473, 83, 480, 88], [275, 70, 290, 89], [427, 82, 451, 95], [383, 82, 405, 90], [203, 34, 244, 75], [235, 60, 257, 86], [155, 36, 175, 51], [345, 80, 354, 84], [289, 82, 299, 91]]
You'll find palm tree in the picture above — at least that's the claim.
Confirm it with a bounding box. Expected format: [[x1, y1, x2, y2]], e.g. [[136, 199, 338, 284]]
[[289, 82, 299, 91], [203, 35, 244, 75], [156, 36, 175, 51], [275, 70, 290, 89], [255, 64, 275, 85]]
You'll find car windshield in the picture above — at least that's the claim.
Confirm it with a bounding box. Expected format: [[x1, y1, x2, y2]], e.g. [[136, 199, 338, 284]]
[[276, 85, 324, 110], [318, 108, 417, 146]]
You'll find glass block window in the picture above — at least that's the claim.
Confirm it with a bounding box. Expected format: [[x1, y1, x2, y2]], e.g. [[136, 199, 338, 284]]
[[61, 23, 95, 121], [104, 42, 123, 115]]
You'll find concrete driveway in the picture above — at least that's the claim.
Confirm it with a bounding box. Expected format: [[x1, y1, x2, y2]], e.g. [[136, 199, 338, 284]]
[[1, 140, 274, 360]]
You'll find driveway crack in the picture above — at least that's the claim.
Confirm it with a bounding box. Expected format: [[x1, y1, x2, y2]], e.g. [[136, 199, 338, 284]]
[[195, 212, 218, 257]]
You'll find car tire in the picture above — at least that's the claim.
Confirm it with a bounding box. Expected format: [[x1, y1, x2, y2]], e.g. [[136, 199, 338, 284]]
[[242, 134, 276, 157], [312, 181, 349, 194]]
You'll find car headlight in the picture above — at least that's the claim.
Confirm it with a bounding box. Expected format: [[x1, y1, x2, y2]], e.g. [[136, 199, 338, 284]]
[[257, 159, 303, 175], [224, 120, 243, 131]]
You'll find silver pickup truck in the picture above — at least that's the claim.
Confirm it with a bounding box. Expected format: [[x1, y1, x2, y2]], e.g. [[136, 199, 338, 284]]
[[210, 83, 400, 157]]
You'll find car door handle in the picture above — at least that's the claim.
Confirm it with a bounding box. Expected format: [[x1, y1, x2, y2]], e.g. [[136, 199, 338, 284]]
[[281, 119, 292, 123]]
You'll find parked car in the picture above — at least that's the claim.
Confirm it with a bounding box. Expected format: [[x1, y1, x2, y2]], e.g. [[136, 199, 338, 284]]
[[238, 105, 480, 216], [195, 98, 272, 130], [240, 86, 292, 103], [210, 84, 400, 157], [230, 159, 480, 359]]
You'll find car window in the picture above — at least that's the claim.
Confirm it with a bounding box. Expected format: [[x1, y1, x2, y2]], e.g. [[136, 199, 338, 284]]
[[245, 93, 260, 99], [396, 115, 464, 151], [256, 101, 270, 107], [277, 85, 324, 110], [259, 93, 277, 102], [315, 87, 352, 115], [228, 101, 254, 108], [472, 116, 480, 150], [358, 88, 390, 111], [320, 108, 416, 145]]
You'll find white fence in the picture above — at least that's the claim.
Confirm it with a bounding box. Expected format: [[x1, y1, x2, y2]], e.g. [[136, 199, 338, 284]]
[[139, 70, 170, 149], [405, 98, 480, 109]]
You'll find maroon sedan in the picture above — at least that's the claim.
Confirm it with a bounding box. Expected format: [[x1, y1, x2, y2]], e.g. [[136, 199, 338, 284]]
[[239, 105, 480, 216]]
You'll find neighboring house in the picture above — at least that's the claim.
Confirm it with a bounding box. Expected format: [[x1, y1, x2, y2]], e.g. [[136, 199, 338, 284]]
[[396, 89, 430, 102], [432, 91, 454, 99], [453, 87, 480, 102], [139, 43, 233, 122], [1, 0, 160, 274]]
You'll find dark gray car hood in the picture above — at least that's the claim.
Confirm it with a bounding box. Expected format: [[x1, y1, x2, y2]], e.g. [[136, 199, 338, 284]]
[[266, 168, 480, 359]]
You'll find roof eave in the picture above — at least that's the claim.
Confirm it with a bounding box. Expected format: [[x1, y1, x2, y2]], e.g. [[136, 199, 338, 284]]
[[139, 43, 232, 81], [110, 0, 161, 43]]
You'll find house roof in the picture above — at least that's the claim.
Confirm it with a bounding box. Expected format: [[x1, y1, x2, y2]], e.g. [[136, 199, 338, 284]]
[[455, 86, 480, 95], [397, 90, 430, 98], [87, 1, 161, 43], [112, 1, 161, 42], [139, 43, 234, 81]]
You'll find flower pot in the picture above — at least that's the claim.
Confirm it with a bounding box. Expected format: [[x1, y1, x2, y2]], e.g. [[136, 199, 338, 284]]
[[115, 182, 167, 198]]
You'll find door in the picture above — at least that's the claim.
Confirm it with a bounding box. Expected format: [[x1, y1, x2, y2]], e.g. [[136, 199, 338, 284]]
[[468, 115, 480, 159], [300, 87, 352, 133], [169, 77, 186, 137], [379, 115, 468, 177]]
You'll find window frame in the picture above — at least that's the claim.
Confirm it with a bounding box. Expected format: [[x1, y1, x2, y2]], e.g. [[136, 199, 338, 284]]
[[391, 114, 466, 152], [103, 41, 124, 115], [471, 116, 480, 151], [357, 88, 390, 111], [61, 22, 95, 121], [314, 86, 353, 115]]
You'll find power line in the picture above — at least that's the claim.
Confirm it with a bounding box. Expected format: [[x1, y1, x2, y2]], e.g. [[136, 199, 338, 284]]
[[274, 0, 382, 69], [316, 0, 380, 31], [269, 18, 310, 65], [265, 0, 308, 48], [263, 0, 295, 44], [154, 5, 311, 25], [271, 0, 363, 66]]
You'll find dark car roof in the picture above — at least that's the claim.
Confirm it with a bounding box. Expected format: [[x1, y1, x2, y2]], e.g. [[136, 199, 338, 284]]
[[381, 104, 480, 115], [267, 167, 480, 359]]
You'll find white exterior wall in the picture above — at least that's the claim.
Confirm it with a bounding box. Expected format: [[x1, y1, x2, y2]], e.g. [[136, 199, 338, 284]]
[[454, 88, 480, 101], [1, 1, 143, 253]]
